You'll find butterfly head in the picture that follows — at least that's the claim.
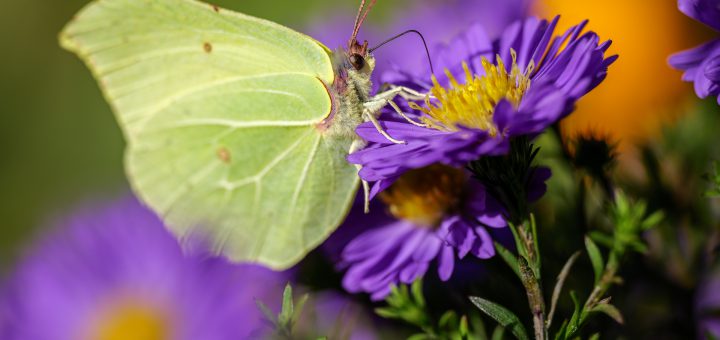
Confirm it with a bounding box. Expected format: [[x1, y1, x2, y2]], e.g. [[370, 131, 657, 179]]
[[344, 0, 376, 76], [346, 38, 375, 75]]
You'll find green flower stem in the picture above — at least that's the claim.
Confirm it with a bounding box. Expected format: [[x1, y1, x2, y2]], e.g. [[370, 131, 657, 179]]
[[511, 217, 547, 340], [519, 257, 547, 340]]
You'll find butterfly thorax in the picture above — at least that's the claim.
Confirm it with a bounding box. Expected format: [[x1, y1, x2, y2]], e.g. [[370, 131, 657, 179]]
[[317, 47, 375, 140]]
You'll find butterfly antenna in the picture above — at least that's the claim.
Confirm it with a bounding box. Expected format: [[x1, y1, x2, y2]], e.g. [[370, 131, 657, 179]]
[[351, 0, 377, 43], [369, 29, 435, 75]]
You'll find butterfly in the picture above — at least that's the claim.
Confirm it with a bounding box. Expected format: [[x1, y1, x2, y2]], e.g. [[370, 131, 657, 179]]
[[60, 0, 426, 269]]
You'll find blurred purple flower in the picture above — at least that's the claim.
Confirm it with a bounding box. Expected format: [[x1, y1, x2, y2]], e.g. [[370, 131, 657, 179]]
[[349, 16, 616, 195], [306, 0, 533, 83], [332, 165, 506, 300], [0, 196, 288, 340], [296, 291, 383, 339], [669, 0, 720, 104], [696, 265, 720, 339]]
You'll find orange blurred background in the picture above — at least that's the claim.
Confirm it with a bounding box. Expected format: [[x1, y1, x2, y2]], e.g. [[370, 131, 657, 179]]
[[535, 0, 714, 151]]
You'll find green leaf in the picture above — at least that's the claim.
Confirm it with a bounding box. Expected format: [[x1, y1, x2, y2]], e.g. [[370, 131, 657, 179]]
[[494, 241, 521, 280], [491, 325, 506, 340], [584, 237, 604, 285], [411, 280, 426, 308], [641, 211, 664, 230], [588, 231, 613, 248], [374, 307, 399, 319], [565, 291, 582, 336], [469, 296, 529, 340], [278, 284, 294, 327], [293, 293, 309, 326], [530, 214, 541, 268], [439, 311, 457, 328], [458, 315, 470, 337], [553, 319, 568, 340], [507, 221, 528, 261], [548, 251, 581, 329], [255, 299, 277, 326], [591, 302, 624, 324]]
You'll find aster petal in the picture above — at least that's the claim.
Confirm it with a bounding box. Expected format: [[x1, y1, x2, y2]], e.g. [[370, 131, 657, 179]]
[[432, 23, 495, 86], [499, 16, 558, 71], [494, 85, 569, 137], [443, 215, 477, 259], [535, 31, 616, 101], [678, 0, 720, 31], [542, 19, 588, 69], [704, 54, 720, 82], [471, 226, 496, 259], [670, 39, 720, 81], [362, 229, 429, 282], [399, 262, 430, 284], [340, 221, 440, 300], [370, 285, 394, 301], [412, 232, 443, 262], [437, 245, 456, 281], [349, 124, 505, 185], [527, 166, 553, 202], [465, 186, 507, 228]]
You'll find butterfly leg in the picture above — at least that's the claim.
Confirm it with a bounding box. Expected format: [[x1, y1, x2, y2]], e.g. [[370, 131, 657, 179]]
[[349, 138, 371, 213], [367, 90, 428, 127], [386, 99, 428, 127], [362, 109, 405, 144], [390, 85, 431, 101], [375, 84, 433, 101]]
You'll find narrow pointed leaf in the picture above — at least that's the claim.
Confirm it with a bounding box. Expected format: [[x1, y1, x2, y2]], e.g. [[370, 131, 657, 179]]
[[469, 296, 529, 340], [255, 300, 277, 326], [279, 284, 294, 326], [491, 325, 506, 340], [591, 303, 624, 324], [548, 251, 581, 329], [584, 237, 604, 285], [293, 293, 309, 326], [495, 241, 522, 280]]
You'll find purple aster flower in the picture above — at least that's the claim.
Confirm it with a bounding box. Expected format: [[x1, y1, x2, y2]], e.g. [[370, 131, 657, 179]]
[[348, 16, 616, 195], [0, 195, 288, 340], [334, 164, 507, 300], [669, 0, 720, 103]]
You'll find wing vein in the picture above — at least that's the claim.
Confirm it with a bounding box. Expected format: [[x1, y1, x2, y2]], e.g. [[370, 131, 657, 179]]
[[252, 133, 322, 260]]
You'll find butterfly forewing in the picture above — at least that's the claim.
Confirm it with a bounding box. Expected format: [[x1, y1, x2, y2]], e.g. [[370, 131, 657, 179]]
[[61, 0, 359, 269]]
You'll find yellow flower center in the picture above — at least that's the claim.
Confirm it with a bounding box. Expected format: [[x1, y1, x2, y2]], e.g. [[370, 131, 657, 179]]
[[379, 164, 467, 227], [86, 299, 171, 340], [410, 49, 533, 132]]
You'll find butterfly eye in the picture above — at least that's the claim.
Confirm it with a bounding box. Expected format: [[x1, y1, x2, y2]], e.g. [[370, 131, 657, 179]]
[[349, 53, 365, 70]]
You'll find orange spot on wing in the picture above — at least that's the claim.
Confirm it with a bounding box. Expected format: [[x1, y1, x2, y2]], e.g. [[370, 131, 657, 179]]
[[217, 147, 231, 164], [203, 42, 212, 53], [211, 4, 219, 12]]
